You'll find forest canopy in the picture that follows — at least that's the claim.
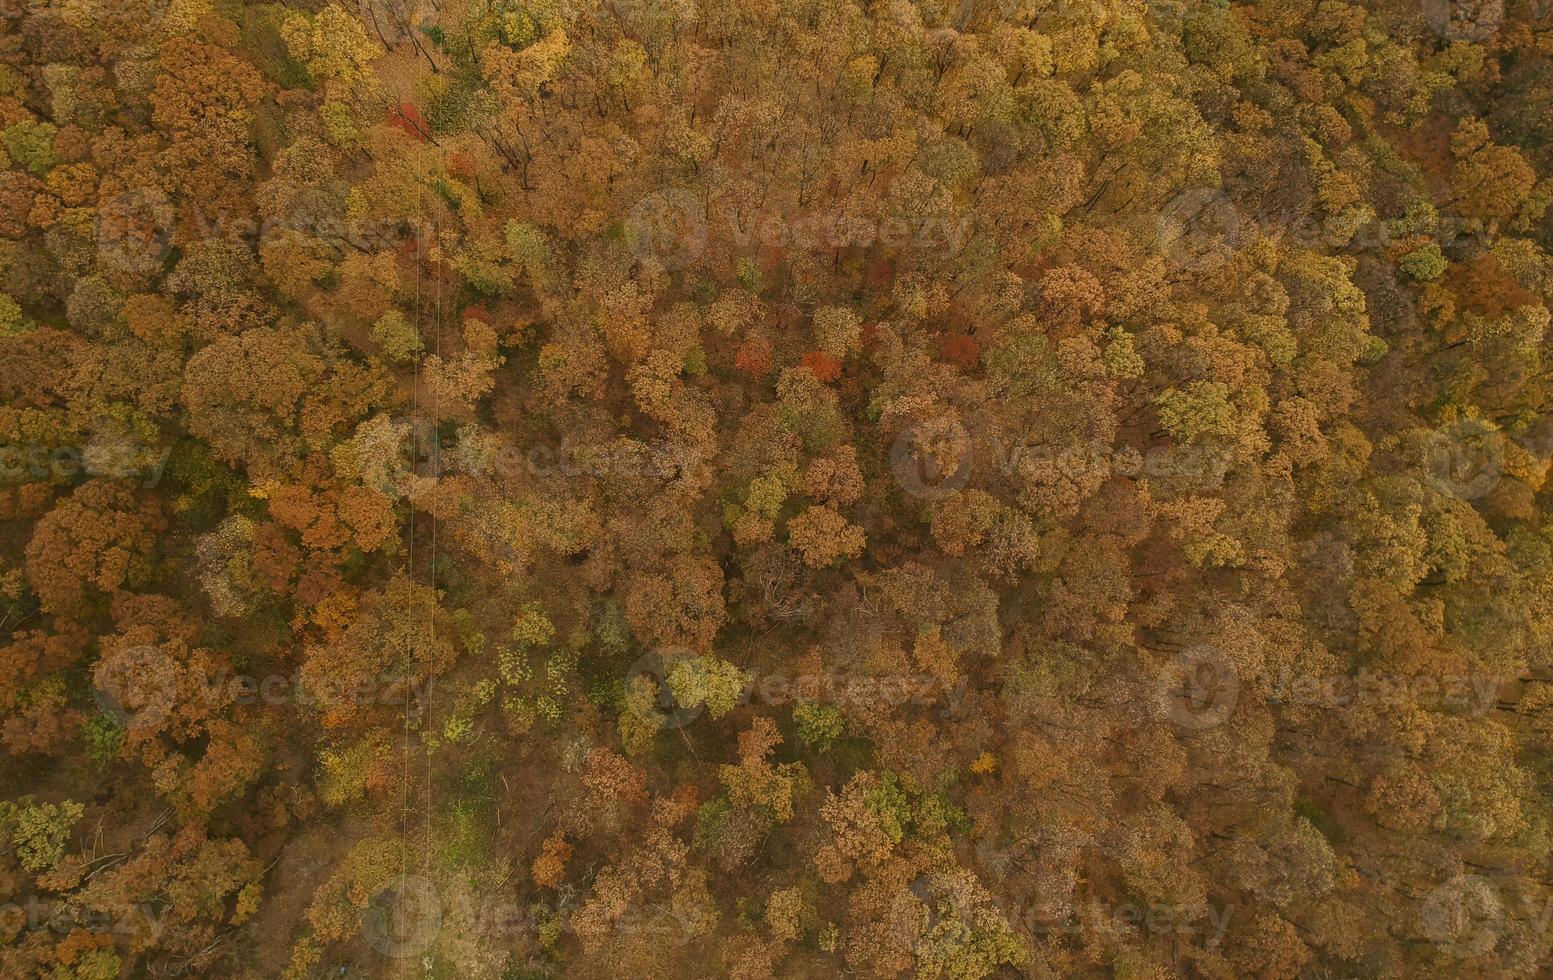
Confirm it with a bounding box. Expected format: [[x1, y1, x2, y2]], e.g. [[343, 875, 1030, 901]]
[[2, 0, 1553, 976]]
